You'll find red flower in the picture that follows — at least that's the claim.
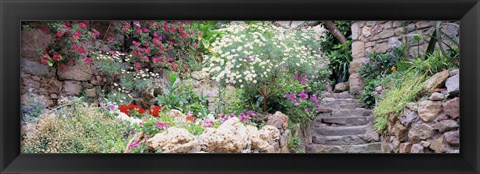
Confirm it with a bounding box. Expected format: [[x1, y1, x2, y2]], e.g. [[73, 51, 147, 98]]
[[56, 29, 63, 37], [60, 64, 67, 72], [149, 105, 162, 117], [84, 57, 92, 64], [135, 29, 142, 34], [52, 54, 62, 61], [128, 103, 138, 110], [119, 105, 129, 116], [40, 58, 48, 64], [107, 37, 115, 43], [68, 60, 75, 66], [138, 108, 145, 114], [72, 31, 82, 39], [79, 23, 87, 29], [135, 62, 142, 68]]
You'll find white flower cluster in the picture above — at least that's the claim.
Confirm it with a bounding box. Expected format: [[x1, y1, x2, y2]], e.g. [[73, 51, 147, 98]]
[[202, 22, 328, 87]]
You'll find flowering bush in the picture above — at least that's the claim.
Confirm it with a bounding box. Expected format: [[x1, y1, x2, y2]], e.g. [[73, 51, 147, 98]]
[[202, 22, 329, 112], [37, 21, 101, 71]]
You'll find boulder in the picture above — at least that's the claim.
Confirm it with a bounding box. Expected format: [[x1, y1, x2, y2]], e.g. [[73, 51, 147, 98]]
[[84, 88, 96, 97], [352, 41, 365, 58], [443, 97, 459, 118], [199, 117, 251, 153], [21, 59, 55, 77], [62, 81, 82, 96], [417, 100, 442, 122], [423, 70, 449, 91], [399, 143, 412, 153], [23, 78, 41, 90], [445, 73, 459, 96], [429, 137, 447, 153], [334, 82, 349, 92], [399, 108, 418, 127], [21, 29, 53, 60], [444, 130, 459, 146], [408, 122, 435, 142], [57, 60, 93, 81], [406, 102, 418, 112], [410, 144, 424, 153], [429, 92, 445, 101], [146, 127, 197, 153], [266, 111, 289, 130], [392, 122, 408, 141], [436, 120, 459, 133]]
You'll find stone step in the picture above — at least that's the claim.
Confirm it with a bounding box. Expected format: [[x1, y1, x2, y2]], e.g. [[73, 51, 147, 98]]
[[313, 124, 371, 136], [305, 142, 382, 153], [318, 108, 372, 117], [312, 134, 373, 145], [321, 98, 362, 109], [317, 116, 373, 126], [321, 91, 354, 99]]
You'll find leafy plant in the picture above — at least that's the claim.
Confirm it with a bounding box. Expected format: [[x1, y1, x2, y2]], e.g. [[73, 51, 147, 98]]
[[320, 21, 352, 83]]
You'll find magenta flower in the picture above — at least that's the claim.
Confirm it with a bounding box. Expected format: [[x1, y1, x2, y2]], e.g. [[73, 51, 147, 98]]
[[155, 122, 168, 129], [301, 80, 307, 85], [298, 93, 308, 99], [284, 93, 296, 100], [72, 31, 81, 39], [239, 113, 246, 121], [84, 57, 92, 64], [79, 23, 87, 29], [311, 95, 318, 102], [128, 141, 141, 150]]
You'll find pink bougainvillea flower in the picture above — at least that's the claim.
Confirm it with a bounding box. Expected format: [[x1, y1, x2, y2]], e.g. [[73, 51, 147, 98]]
[[79, 23, 87, 29], [133, 21, 141, 27], [52, 54, 62, 61], [56, 29, 63, 37], [310, 95, 319, 103], [155, 121, 168, 129], [40, 58, 48, 64], [298, 93, 308, 99], [152, 57, 162, 63], [193, 43, 199, 48], [135, 28, 142, 34], [127, 141, 141, 150], [301, 80, 307, 85], [68, 60, 75, 66], [316, 103, 321, 108], [60, 64, 67, 72], [143, 28, 149, 33], [135, 62, 142, 68], [107, 37, 115, 43], [84, 57, 92, 64], [72, 31, 82, 39], [132, 41, 140, 47], [305, 109, 309, 113]]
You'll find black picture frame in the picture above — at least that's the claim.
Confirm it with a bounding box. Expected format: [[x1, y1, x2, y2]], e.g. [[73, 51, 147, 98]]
[[1, 0, 479, 174]]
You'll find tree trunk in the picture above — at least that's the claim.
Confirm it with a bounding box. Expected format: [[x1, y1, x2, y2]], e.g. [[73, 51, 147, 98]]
[[322, 21, 347, 44]]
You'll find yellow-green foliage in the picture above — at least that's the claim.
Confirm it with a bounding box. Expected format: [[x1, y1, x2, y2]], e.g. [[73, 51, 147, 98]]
[[22, 103, 134, 153], [373, 71, 426, 131]]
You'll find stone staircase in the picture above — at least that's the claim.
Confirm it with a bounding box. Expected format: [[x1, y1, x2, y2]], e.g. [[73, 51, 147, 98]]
[[306, 91, 382, 153]]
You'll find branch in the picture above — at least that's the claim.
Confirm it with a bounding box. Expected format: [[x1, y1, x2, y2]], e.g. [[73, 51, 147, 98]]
[[322, 21, 347, 44]]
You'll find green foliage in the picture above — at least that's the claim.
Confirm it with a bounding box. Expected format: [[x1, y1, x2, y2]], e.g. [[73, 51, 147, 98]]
[[22, 102, 134, 153], [190, 21, 222, 52], [320, 21, 352, 83]]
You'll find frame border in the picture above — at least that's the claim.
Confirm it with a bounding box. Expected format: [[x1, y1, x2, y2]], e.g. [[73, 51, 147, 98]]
[[1, 0, 479, 174]]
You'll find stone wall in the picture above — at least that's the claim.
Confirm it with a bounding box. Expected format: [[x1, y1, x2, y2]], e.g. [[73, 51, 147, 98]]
[[381, 69, 459, 153], [349, 21, 438, 91]]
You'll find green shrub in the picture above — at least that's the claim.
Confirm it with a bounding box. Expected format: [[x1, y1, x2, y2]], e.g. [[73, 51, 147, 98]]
[[21, 89, 46, 123], [22, 101, 134, 153], [320, 21, 352, 83]]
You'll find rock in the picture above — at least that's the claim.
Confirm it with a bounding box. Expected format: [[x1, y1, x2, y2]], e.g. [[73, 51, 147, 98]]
[[199, 117, 251, 153], [266, 111, 289, 130], [436, 120, 459, 132], [379, 29, 394, 39], [50, 93, 58, 99], [416, 21, 431, 29], [90, 75, 102, 85], [351, 23, 361, 40], [62, 81, 82, 96], [429, 137, 447, 153], [259, 125, 281, 144], [191, 71, 210, 80], [444, 130, 459, 146], [352, 41, 365, 58], [84, 88, 96, 97], [349, 57, 368, 74], [147, 127, 197, 153], [408, 122, 435, 142], [420, 141, 431, 147], [399, 108, 418, 127], [348, 73, 364, 90], [169, 109, 185, 118], [406, 102, 418, 111], [417, 100, 442, 122], [334, 82, 349, 92], [391, 136, 400, 153], [374, 85, 383, 93], [57, 60, 93, 81], [373, 42, 389, 53], [423, 70, 449, 91], [387, 114, 398, 123], [410, 144, 424, 153], [387, 37, 402, 49], [399, 143, 412, 153], [393, 21, 403, 28], [394, 27, 406, 36], [445, 73, 459, 96], [21, 29, 53, 60], [22, 60, 55, 77], [449, 69, 459, 77], [248, 125, 271, 152], [23, 78, 41, 90], [392, 122, 408, 141], [406, 24, 416, 32], [429, 92, 445, 101], [443, 97, 459, 118], [362, 26, 372, 37]]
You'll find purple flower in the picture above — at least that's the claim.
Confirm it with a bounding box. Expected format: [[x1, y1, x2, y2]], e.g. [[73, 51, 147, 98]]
[[203, 119, 214, 127], [246, 110, 256, 117], [284, 93, 296, 100], [129, 129, 136, 134], [311, 95, 318, 102], [230, 113, 235, 118], [108, 104, 116, 110], [305, 109, 309, 113], [293, 100, 300, 106], [239, 113, 246, 121], [355, 89, 361, 94], [155, 121, 168, 129], [298, 93, 308, 99], [128, 141, 141, 150], [301, 80, 307, 85], [316, 103, 321, 108]]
